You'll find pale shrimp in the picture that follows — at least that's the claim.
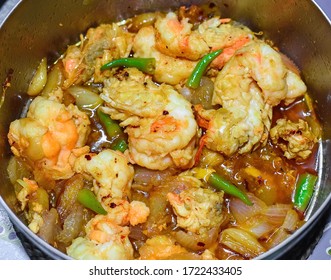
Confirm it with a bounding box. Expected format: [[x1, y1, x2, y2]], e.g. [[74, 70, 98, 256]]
[[138, 235, 188, 260], [73, 149, 134, 205], [167, 186, 224, 235], [133, 25, 197, 85], [197, 41, 307, 156], [154, 12, 209, 60], [100, 68, 198, 170], [270, 118, 318, 160], [197, 17, 255, 68], [62, 23, 134, 87], [8, 96, 90, 180], [67, 213, 133, 260]]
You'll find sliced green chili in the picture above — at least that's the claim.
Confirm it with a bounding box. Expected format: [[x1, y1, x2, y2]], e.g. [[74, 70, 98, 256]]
[[294, 172, 318, 212], [77, 189, 107, 215], [100, 57, 156, 74], [190, 168, 253, 206], [186, 49, 222, 89], [208, 172, 253, 206], [97, 108, 128, 153]]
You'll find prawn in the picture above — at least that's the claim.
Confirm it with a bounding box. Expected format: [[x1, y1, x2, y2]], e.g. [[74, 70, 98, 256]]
[[74, 149, 134, 206], [196, 41, 307, 156], [8, 96, 90, 180], [100, 68, 198, 170], [62, 23, 134, 87]]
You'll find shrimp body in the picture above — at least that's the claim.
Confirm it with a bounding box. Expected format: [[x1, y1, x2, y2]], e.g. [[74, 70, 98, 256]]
[[100, 68, 198, 170], [67, 214, 133, 260], [8, 96, 90, 180], [167, 186, 224, 235], [154, 12, 209, 60], [74, 149, 134, 205], [62, 23, 134, 87], [133, 26, 196, 85], [199, 41, 307, 156]]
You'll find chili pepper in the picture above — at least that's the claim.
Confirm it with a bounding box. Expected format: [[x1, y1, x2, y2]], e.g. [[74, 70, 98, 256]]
[[97, 108, 128, 152], [100, 57, 156, 74], [77, 189, 107, 215], [208, 172, 253, 206], [191, 168, 253, 206], [186, 49, 222, 89], [293, 172, 318, 212]]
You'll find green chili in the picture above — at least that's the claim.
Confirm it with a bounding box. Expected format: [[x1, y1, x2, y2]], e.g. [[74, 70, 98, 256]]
[[100, 57, 156, 74], [97, 108, 128, 152], [77, 189, 107, 215], [186, 49, 222, 89], [294, 172, 318, 212], [208, 172, 253, 206]]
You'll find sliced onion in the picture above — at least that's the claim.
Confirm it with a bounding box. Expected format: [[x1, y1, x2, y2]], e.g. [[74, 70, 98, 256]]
[[220, 228, 266, 258], [263, 204, 292, 226], [27, 57, 47, 96], [67, 85, 103, 110], [264, 209, 299, 249], [173, 227, 218, 251], [229, 193, 267, 224], [239, 215, 276, 239]]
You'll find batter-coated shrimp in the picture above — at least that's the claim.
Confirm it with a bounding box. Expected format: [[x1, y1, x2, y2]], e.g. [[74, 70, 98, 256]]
[[8, 96, 90, 180], [197, 41, 307, 156], [74, 149, 134, 206], [100, 68, 198, 170]]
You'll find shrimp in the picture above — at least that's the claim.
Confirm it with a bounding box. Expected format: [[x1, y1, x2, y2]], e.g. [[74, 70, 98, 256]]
[[139, 235, 188, 260], [197, 41, 307, 156], [270, 118, 318, 160], [100, 68, 198, 170], [62, 23, 134, 87], [154, 12, 209, 60], [133, 25, 197, 85], [197, 17, 255, 68], [8, 96, 90, 180], [167, 186, 224, 235], [67, 213, 133, 260], [74, 149, 134, 206]]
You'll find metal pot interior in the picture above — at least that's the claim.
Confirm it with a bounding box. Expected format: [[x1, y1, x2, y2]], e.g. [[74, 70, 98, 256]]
[[0, 0, 330, 259]]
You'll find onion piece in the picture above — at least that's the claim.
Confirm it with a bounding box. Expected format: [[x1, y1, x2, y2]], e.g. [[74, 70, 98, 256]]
[[173, 228, 218, 251], [67, 85, 103, 110], [263, 204, 292, 226], [27, 57, 47, 96], [239, 215, 276, 239], [229, 193, 267, 224], [220, 228, 266, 258]]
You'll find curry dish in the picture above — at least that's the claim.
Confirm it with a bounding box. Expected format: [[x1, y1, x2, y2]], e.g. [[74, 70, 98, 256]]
[[7, 4, 321, 259]]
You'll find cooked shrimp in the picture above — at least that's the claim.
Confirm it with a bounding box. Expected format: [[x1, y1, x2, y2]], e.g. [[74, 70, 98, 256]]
[[197, 17, 254, 68], [197, 41, 307, 156], [62, 23, 134, 87], [74, 149, 134, 205], [8, 96, 90, 180], [133, 26, 197, 85], [270, 118, 318, 160], [154, 12, 209, 60], [167, 186, 224, 235], [67, 213, 133, 260], [139, 235, 188, 260], [100, 68, 198, 170]]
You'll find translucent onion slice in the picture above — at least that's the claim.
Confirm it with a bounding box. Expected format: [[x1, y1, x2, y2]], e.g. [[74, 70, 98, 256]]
[[173, 228, 218, 251], [27, 57, 47, 96], [263, 204, 292, 226], [229, 193, 267, 224], [239, 215, 276, 239], [67, 85, 103, 110], [264, 209, 299, 249], [220, 228, 266, 258]]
